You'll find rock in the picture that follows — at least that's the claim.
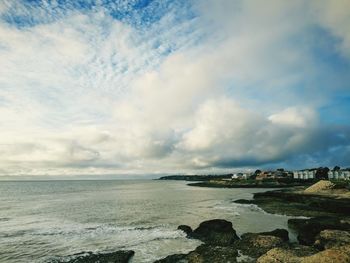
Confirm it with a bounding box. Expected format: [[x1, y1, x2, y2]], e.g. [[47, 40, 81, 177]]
[[258, 248, 301, 263], [304, 180, 335, 193], [233, 199, 253, 204], [154, 244, 238, 263], [314, 229, 350, 249], [177, 225, 193, 236], [301, 244, 350, 263], [258, 244, 350, 263], [246, 189, 350, 217], [153, 253, 187, 263], [288, 216, 350, 245], [235, 234, 285, 258], [186, 245, 238, 263], [54, 250, 135, 263], [257, 245, 317, 263], [245, 228, 289, 242], [190, 219, 239, 245]]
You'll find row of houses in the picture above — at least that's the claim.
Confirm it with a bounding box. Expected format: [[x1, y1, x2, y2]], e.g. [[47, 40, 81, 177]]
[[232, 168, 350, 180], [293, 170, 350, 180], [328, 170, 350, 180], [232, 170, 290, 180], [293, 170, 316, 180]]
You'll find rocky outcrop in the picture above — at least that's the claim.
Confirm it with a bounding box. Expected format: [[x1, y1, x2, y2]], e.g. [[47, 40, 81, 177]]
[[189, 219, 239, 245], [154, 244, 238, 263], [314, 229, 350, 249], [288, 216, 350, 245], [54, 250, 135, 263], [156, 219, 285, 262], [236, 189, 350, 217]]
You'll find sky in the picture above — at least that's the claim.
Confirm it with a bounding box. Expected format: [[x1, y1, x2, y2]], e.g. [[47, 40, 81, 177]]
[[0, 0, 350, 178]]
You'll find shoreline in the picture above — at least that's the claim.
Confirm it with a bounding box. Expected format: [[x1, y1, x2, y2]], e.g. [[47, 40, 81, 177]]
[[153, 180, 350, 262]]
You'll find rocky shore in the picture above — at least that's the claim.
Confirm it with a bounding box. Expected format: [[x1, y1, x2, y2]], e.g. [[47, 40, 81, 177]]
[[155, 218, 350, 263], [235, 189, 350, 217], [153, 180, 350, 262]]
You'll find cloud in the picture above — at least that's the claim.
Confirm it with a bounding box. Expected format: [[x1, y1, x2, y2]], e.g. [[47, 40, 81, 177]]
[[312, 0, 350, 58], [0, 0, 350, 177], [177, 99, 321, 168]]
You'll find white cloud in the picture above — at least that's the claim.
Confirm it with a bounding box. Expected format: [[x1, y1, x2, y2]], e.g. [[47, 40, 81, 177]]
[[268, 107, 318, 128], [312, 0, 350, 58], [177, 99, 319, 168], [0, 0, 350, 177]]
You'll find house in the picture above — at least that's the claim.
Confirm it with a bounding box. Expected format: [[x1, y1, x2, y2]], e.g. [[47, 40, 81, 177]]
[[328, 170, 350, 180], [256, 171, 271, 180], [293, 170, 316, 180], [232, 173, 249, 180]]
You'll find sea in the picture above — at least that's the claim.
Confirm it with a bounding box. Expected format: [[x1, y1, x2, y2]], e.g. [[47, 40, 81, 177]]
[[0, 180, 299, 262]]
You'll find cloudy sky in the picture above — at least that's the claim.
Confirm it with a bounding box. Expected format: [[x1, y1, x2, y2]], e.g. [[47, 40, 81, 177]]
[[0, 0, 350, 178]]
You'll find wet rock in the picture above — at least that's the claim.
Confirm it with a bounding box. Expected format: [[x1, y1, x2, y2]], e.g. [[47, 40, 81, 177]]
[[314, 229, 350, 249], [190, 219, 239, 245], [244, 228, 289, 242], [154, 253, 187, 263], [54, 250, 135, 263], [233, 199, 253, 204], [154, 244, 238, 263], [234, 234, 285, 258], [177, 225, 193, 236], [288, 216, 350, 245]]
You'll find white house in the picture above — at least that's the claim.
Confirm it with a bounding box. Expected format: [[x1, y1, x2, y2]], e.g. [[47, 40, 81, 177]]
[[293, 170, 316, 180], [328, 170, 350, 180], [232, 173, 249, 179]]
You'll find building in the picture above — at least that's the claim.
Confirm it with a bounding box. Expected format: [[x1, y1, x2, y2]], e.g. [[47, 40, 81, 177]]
[[293, 170, 316, 180], [232, 173, 249, 180], [328, 170, 350, 180], [256, 171, 272, 180]]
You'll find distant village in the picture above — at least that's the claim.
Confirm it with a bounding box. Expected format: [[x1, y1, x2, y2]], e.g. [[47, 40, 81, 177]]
[[231, 166, 350, 180]]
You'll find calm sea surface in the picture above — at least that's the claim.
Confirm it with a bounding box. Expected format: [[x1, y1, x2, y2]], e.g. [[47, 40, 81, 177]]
[[0, 180, 298, 262]]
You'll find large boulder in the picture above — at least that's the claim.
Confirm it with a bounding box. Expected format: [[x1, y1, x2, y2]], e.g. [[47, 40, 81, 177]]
[[314, 229, 350, 249], [288, 216, 350, 245], [190, 219, 239, 245], [154, 244, 238, 263], [54, 250, 135, 263]]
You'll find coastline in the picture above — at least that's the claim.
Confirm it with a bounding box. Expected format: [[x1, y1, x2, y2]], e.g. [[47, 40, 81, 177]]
[[152, 180, 350, 262], [11, 179, 349, 262]]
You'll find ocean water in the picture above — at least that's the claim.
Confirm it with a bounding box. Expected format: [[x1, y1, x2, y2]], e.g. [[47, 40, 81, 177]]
[[0, 180, 297, 262]]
